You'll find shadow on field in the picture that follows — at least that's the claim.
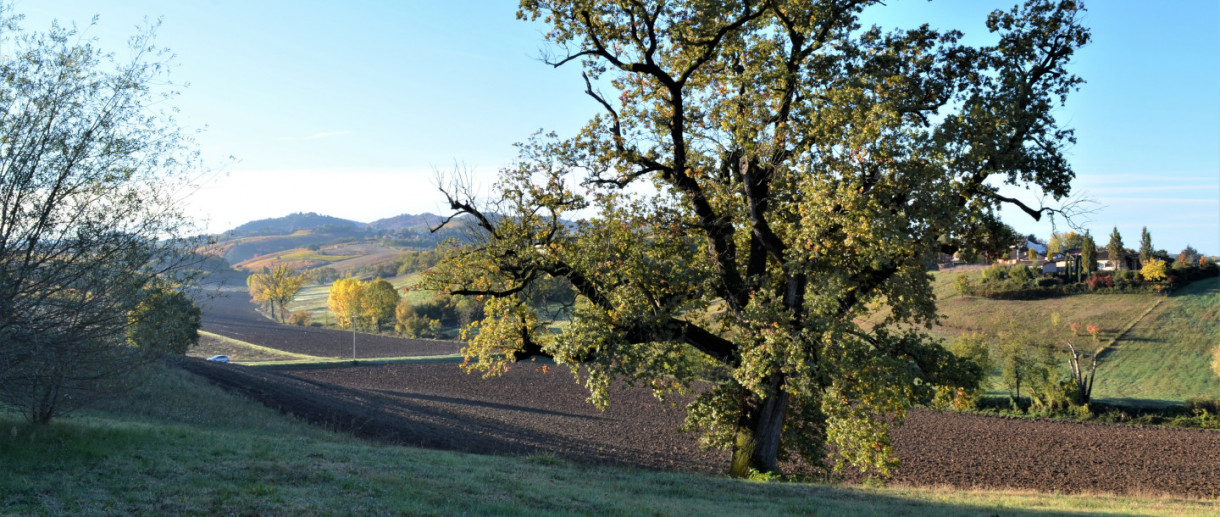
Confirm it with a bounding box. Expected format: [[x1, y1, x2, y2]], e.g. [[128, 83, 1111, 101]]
[[173, 357, 700, 472], [367, 389, 610, 421]]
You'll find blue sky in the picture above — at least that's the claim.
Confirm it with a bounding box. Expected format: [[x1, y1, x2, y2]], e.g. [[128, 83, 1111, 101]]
[[16, 1, 1220, 256]]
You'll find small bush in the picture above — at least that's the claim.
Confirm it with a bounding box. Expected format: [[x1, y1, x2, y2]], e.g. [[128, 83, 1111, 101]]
[[980, 265, 1010, 283], [1141, 259, 1168, 281], [1035, 277, 1060, 288], [1084, 273, 1113, 290], [288, 311, 311, 327], [1009, 265, 1036, 284], [953, 274, 973, 295], [1185, 397, 1220, 415], [1200, 257, 1218, 275], [1113, 269, 1139, 284]]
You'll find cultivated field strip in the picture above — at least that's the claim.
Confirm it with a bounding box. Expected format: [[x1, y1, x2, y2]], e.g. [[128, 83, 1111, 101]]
[[179, 358, 1220, 498], [200, 287, 461, 359]]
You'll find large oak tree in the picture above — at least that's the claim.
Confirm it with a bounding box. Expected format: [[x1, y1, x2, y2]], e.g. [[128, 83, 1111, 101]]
[[427, 0, 1089, 476]]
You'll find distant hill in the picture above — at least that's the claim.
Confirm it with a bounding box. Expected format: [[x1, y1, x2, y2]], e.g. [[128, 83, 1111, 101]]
[[206, 211, 472, 265], [367, 213, 443, 231], [227, 212, 364, 237]]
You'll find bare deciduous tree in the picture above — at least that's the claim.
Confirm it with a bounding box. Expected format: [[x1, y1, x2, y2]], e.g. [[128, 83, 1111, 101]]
[[0, 10, 203, 424]]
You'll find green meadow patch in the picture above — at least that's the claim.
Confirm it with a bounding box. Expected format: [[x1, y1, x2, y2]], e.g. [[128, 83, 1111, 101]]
[[1092, 277, 1220, 403]]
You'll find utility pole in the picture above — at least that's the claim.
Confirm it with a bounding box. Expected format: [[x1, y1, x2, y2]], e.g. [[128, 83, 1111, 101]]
[[350, 310, 357, 360]]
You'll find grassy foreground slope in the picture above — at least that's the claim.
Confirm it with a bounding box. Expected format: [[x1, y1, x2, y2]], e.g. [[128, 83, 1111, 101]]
[[2, 364, 1215, 515], [1092, 277, 1220, 403]]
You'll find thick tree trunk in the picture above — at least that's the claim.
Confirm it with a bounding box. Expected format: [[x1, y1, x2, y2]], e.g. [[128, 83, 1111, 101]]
[[729, 377, 789, 478]]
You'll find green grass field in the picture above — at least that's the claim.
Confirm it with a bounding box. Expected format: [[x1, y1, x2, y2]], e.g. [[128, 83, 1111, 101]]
[[2, 363, 1215, 515], [926, 273, 1220, 404], [1092, 277, 1220, 404], [928, 271, 1160, 346]]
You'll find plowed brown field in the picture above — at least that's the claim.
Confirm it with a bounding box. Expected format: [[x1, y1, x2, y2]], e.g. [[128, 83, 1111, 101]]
[[188, 281, 1220, 498], [179, 358, 1220, 498]]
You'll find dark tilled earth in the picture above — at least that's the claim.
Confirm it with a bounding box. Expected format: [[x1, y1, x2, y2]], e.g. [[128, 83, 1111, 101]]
[[199, 287, 461, 358], [179, 358, 1220, 498], [184, 283, 1220, 498]]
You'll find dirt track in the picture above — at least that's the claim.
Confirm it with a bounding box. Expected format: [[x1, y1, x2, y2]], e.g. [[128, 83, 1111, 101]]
[[199, 286, 461, 359], [178, 357, 1220, 498]]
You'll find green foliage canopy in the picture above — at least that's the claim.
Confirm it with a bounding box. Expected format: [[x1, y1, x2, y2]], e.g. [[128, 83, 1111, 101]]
[[362, 279, 401, 331], [427, 0, 1089, 477], [1047, 231, 1085, 256], [1139, 227, 1154, 265], [1080, 231, 1097, 273], [127, 288, 202, 355], [1106, 227, 1124, 266]]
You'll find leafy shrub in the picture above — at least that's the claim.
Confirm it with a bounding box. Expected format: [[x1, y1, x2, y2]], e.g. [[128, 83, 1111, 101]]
[[1009, 265, 1036, 284], [953, 274, 973, 295], [1186, 397, 1220, 415], [980, 265, 1010, 283], [1084, 273, 1113, 290], [1030, 378, 1077, 414], [395, 298, 444, 338], [932, 332, 993, 411], [288, 311, 311, 326], [1141, 258, 1168, 281], [127, 288, 202, 355], [1200, 257, 1218, 273], [1113, 269, 1139, 284], [1035, 277, 1060, 288]]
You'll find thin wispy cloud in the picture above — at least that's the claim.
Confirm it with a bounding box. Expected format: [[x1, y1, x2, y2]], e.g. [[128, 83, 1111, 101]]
[[1096, 197, 1218, 205], [277, 130, 353, 141], [1085, 184, 1219, 195]]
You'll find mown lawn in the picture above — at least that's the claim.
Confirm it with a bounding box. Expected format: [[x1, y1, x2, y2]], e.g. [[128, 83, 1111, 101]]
[[2, 363, 1216, 515], [1092, 277, 1220, 403]]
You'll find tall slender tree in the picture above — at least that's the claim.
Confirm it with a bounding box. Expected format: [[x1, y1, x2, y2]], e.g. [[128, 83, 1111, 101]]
[[429, 0, 1089, 476], [1139, 226, 1154, 266], [1106, 227, 1124, 269], [1081, 231, 1097, 273]]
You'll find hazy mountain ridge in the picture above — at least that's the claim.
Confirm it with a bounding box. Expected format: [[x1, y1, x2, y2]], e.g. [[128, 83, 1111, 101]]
[[367, 213, 444, 231], [226, 212, 365, 237], [208, 211, 463, 265]]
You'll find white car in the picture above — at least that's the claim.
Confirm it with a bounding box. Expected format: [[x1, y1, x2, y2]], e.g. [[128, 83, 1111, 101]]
[[206, 355, 230, 363]]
